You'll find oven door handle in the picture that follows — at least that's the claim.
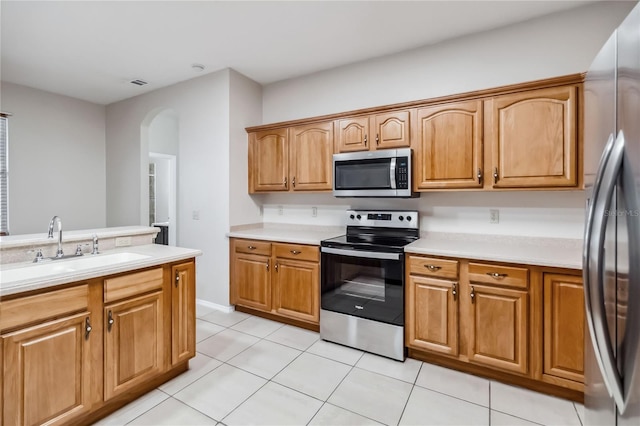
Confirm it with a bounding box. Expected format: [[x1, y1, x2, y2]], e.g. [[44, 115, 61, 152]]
[[321, 247, 401, 260]]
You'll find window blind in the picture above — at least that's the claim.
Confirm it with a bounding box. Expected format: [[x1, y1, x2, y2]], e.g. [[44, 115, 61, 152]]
[[0, 115, 8, 235]]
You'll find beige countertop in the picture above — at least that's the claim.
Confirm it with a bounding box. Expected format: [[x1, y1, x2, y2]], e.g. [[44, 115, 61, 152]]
[[405, 232, 583, 270], [0, 226, 159, 249], [227, 223, 344, 245], [0, 244, 202, 297], [228, 223, 583, 270]]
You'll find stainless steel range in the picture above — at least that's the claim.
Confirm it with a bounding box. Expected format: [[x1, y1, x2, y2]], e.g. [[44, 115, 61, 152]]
[[320, 209, 419, 361]]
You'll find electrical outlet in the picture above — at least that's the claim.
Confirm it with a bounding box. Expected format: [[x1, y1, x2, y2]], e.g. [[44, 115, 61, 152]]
[[489, 209, 500, 224], [278, 206, 283, 216], [115, 236, 132, 247], [312, 207, 318, 217], [192, 210, 200, 220]]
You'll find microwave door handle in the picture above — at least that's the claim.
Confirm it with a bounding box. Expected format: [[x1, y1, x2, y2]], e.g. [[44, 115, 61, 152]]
[[584, 130, 626, 412], [390, 157, 397, 189]]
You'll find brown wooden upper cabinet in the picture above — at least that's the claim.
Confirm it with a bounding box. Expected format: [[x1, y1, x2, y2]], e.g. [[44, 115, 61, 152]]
[[336, 110, 412, 153], [249, 122, 334, 193], [486, 85, 578, 188], [414, 100, 483, 189]]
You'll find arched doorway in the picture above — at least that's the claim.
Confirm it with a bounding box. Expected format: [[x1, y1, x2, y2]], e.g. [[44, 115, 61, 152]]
[[141, 109, 178, 246]]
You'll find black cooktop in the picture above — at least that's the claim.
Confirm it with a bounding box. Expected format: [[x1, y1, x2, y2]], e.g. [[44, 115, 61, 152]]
[[321, 226, 419, 253]]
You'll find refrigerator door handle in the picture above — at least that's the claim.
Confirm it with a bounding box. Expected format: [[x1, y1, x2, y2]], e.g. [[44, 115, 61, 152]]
[[584, 130, 626, 412]]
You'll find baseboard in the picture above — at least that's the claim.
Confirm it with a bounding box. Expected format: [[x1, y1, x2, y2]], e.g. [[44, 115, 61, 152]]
[[196, 298, 235, 313]]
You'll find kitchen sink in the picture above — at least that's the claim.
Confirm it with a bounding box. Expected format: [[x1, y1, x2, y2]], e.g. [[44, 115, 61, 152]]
[[0, 252, 151, 284]]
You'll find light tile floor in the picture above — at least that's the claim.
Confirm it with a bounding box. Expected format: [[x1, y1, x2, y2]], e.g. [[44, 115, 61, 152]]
[[96, 307, 585, 426]]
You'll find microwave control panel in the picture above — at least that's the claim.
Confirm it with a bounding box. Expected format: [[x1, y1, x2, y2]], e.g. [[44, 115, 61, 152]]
[[396, 157, 409, 189]]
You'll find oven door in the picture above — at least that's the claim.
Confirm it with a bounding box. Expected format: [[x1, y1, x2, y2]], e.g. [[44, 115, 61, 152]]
[[320, 247, 404, 326]]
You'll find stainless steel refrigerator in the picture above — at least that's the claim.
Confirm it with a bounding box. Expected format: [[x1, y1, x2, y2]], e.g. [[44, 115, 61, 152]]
[[583, 2, 640, 425]]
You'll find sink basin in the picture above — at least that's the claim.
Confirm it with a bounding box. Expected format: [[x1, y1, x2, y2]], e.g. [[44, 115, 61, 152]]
[[0, 252, 151, 284]]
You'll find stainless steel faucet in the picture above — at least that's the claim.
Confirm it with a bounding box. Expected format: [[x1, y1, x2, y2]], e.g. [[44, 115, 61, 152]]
[[47, 216, 64, 258]]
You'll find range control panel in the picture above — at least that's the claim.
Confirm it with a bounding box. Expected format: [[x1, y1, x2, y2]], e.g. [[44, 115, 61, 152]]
[[345, 210, 419, 229]]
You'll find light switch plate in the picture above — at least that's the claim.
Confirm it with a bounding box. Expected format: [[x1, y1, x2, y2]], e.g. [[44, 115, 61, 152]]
[[115, 236, 132, 247]]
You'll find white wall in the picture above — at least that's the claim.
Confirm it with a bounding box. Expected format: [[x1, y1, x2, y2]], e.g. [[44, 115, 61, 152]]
[[106, 70, 231, 305], [149, 110, 178, 156], [229, 69, 263, 227], [1, 82, 106, 234], [262, 1, 634, 122], [257, 1, 634, 240]]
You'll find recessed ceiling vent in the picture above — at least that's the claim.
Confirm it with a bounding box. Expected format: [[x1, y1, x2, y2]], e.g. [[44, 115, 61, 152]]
[[130, 79, 148, 86]]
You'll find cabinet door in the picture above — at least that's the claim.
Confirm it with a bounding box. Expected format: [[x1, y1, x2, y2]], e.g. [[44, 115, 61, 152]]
[[2, 312, 92, 426], [373, 110, 412, 150], [467, 284, 528, 374], [487, 85, 577, 188], [249, 129, 289, 192], [543, 273, 584, 384], [171, 261, 196, 366], [104, 291, 163, 401], [415, 101, 483, 189], [289, 122, 334, 191], [406, 275, 458, 356], [336, 116, 370, 152], [273, 258, 319, 323], [233, 253, 271, 311]]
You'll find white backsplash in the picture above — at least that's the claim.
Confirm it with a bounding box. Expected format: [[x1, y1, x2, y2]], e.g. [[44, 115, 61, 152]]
[[260, 191, 586, 239]]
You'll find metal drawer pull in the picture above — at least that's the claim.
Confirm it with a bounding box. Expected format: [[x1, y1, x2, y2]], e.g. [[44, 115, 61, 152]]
[[292, 177, 296, 187], [175, 272, 180, 287], [376, 134, 380, 145], [452, 283, 458, 301], [85, 317, 92, 340], [107, 310, 114, 332], [424, 264, 442, 271], [470, 286, 476, 303], [493, 168, 499, 184], [247, 245, 257, 250], [275, 263, 279, 272], [477, 168, 483, 184], [364, 134, 368, 146], [284, 177, 287, 187], [266, 260, 269, 271], [290, 250, 301, 255], [486, 272, 508, 279]]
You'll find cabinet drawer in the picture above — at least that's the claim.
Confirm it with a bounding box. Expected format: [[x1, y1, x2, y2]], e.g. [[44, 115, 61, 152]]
[[234, 239, 272, 256], [409, 256, 459, 280], [468, 262, 529, 289], [104, 267, 163, 303], [0, 284, 89, 332], [274, 243, 319, 262]]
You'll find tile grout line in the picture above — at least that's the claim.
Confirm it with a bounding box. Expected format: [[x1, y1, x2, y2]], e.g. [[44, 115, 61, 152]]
[[573, 402, 584, 426]]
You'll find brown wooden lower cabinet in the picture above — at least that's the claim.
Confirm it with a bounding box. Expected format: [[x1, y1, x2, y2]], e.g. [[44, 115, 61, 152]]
[[0, 258, 197, 425], [230, 238, 320, 328], [406, 253, 584, 401]]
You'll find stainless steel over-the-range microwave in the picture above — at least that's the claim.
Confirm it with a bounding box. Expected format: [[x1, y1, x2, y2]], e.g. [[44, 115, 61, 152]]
[[332, 148, 417, 198]]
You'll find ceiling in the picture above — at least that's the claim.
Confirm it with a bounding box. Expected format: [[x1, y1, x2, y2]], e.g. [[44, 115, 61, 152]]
[[1, 1, 596, 105]]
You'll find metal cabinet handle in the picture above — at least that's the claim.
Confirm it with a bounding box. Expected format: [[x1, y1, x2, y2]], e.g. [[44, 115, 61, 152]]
[[275, 262, 279, 272], [107, 310, 114, 332], [470, 286, 475, 303], [292, 177, 296, 187], [290, 250, 301, 255], [284, 177, 287, 188], [424, 264, 441, 271], [493, 168, 499, 184], [376, 134, 380, 145], [477, 168, 483, 184], [175, 272, 180, 287], [85, 317, 92, 340], [486, 272, 508, 279], [452, 283, 458, 301], [247, 245, 257, 250], [266, 259, 270, 271], [364, 134, 368, 146]]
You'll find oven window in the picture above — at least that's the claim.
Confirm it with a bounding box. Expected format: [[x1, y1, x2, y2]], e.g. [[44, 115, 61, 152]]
[[335, 158, 391, 190], [321, 251, 404, 326]]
